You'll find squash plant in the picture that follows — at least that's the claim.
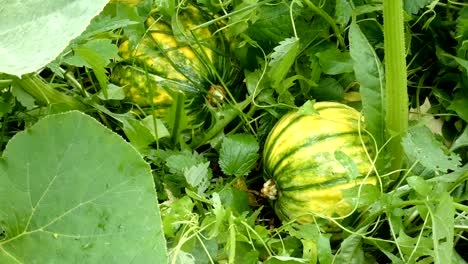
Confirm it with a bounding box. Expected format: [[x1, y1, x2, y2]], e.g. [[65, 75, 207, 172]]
[[383, 0, 408, 181], [1, 0, 468, 263]]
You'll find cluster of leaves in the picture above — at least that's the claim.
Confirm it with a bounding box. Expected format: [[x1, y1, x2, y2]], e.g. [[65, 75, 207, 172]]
[[1, 0, 468, 263], [153, 0, 468, 262]]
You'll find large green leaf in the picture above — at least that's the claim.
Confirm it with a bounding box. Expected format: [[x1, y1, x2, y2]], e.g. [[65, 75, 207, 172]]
[[349, 22, 385, 149], [0, 111, 167, 263], [219, 133, 259, 177], [402, 125, 461, 173], [0, 0, 109, 76]]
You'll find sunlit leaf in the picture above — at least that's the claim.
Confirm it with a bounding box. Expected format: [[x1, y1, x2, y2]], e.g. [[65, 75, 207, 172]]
[[0, 0, 109, 76], [219, 134, 259, 177], [0, 111, 166, 262], [402, 125, 461, 173], [403, 0, 435, 15], [269, 37, 301, 88]]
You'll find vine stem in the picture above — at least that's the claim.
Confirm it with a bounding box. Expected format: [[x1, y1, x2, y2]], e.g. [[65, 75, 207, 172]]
[[383, 0, 408, 178], [302, 0, 346, 49]]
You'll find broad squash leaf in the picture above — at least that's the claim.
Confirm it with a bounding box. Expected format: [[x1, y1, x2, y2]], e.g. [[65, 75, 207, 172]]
[[0, 0, 110, 76], [0, 111, 167, 263]]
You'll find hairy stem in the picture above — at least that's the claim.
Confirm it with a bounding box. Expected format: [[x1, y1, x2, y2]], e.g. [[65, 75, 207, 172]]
[[383, 0, 408, 179]]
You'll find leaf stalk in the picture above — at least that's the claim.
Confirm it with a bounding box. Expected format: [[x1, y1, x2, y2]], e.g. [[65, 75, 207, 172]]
[[383, 0, 408, 179]]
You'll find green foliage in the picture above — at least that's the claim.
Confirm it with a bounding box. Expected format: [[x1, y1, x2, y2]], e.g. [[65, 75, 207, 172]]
[[0, 111, 166, 262], [315, 47, 353, 75], [403, 0, 435, 15], [2, 0, 468, 263], [219, 133, 259, 177], [402, 125, 461, 174], [349, 22, 385, 150], [0, 0, 110, 76], [269, 37, 301, 88]]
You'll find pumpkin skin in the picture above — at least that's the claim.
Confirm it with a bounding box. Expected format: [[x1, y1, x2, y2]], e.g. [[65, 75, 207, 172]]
[[262, 102, 377, 224], [110, 4, 231, 121]]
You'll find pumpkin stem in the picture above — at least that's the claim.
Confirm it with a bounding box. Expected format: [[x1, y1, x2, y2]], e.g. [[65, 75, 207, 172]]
[[261, 179, 278, 200], [207, 84, 226, 106]]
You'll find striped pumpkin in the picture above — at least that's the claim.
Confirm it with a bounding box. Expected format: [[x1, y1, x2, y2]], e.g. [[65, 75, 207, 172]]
[[262, 102, 377, 224], [110, 4, 235, 123]]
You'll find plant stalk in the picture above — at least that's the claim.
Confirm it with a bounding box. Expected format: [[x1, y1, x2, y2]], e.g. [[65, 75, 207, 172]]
[[14, 74, 87, 111], [383, 0, 408, 179]]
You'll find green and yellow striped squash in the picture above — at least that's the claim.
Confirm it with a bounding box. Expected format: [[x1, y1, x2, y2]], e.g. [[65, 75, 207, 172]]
[[110, 4, 234, 123], [262, 102, 377, 224]]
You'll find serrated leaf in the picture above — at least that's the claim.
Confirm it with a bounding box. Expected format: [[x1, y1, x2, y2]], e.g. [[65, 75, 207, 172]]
[[0, 0, 110, 76], [218, 185, 250, 214], [403, 0, 434, 15], [297, 100, 318, 115], [342, 184, 380, 208], [0, 111, 166, 262], [121, 117, 155, 154], [285, 223, 320, 241], [219, 134, 259, 177], [81, 39, 119, 67], [207, 192, 226, 239], [96, 83, 125, 100], [349, 22, 385, 149], [317, 233, 333, 264], [226, 0, 259, 36], [407, 176, 432, 197], [334, 232, 365, 264], [311, 77, 344, 101], [73, 46, 109, 95], [113, 2, 148, 48], [161, 196, 194, 237], [244, 3, 293, 45], [169, 250, 196, 264], [269, 37, 300, 87], [141, 115, 170, 140], [10, 85, 36, 109], [245, 68, 267, 97], [316, 47, 354, 75], [0, 101, 12, 118], [77, 16, 138, 42], [184, 162, 210, 195], [121, 114, 170, 155], [432, 192, 454, 264], [67, 39, 119, 97], [456, 8, 468, 44], [395, 230, 433, 261], [165, 151, 207, 177], [402, 125, 461, 173]]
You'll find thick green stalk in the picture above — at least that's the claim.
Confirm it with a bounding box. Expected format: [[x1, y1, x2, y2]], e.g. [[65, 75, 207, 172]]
[[383, 0, 408, 177], [14, 74, 87, 110]]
